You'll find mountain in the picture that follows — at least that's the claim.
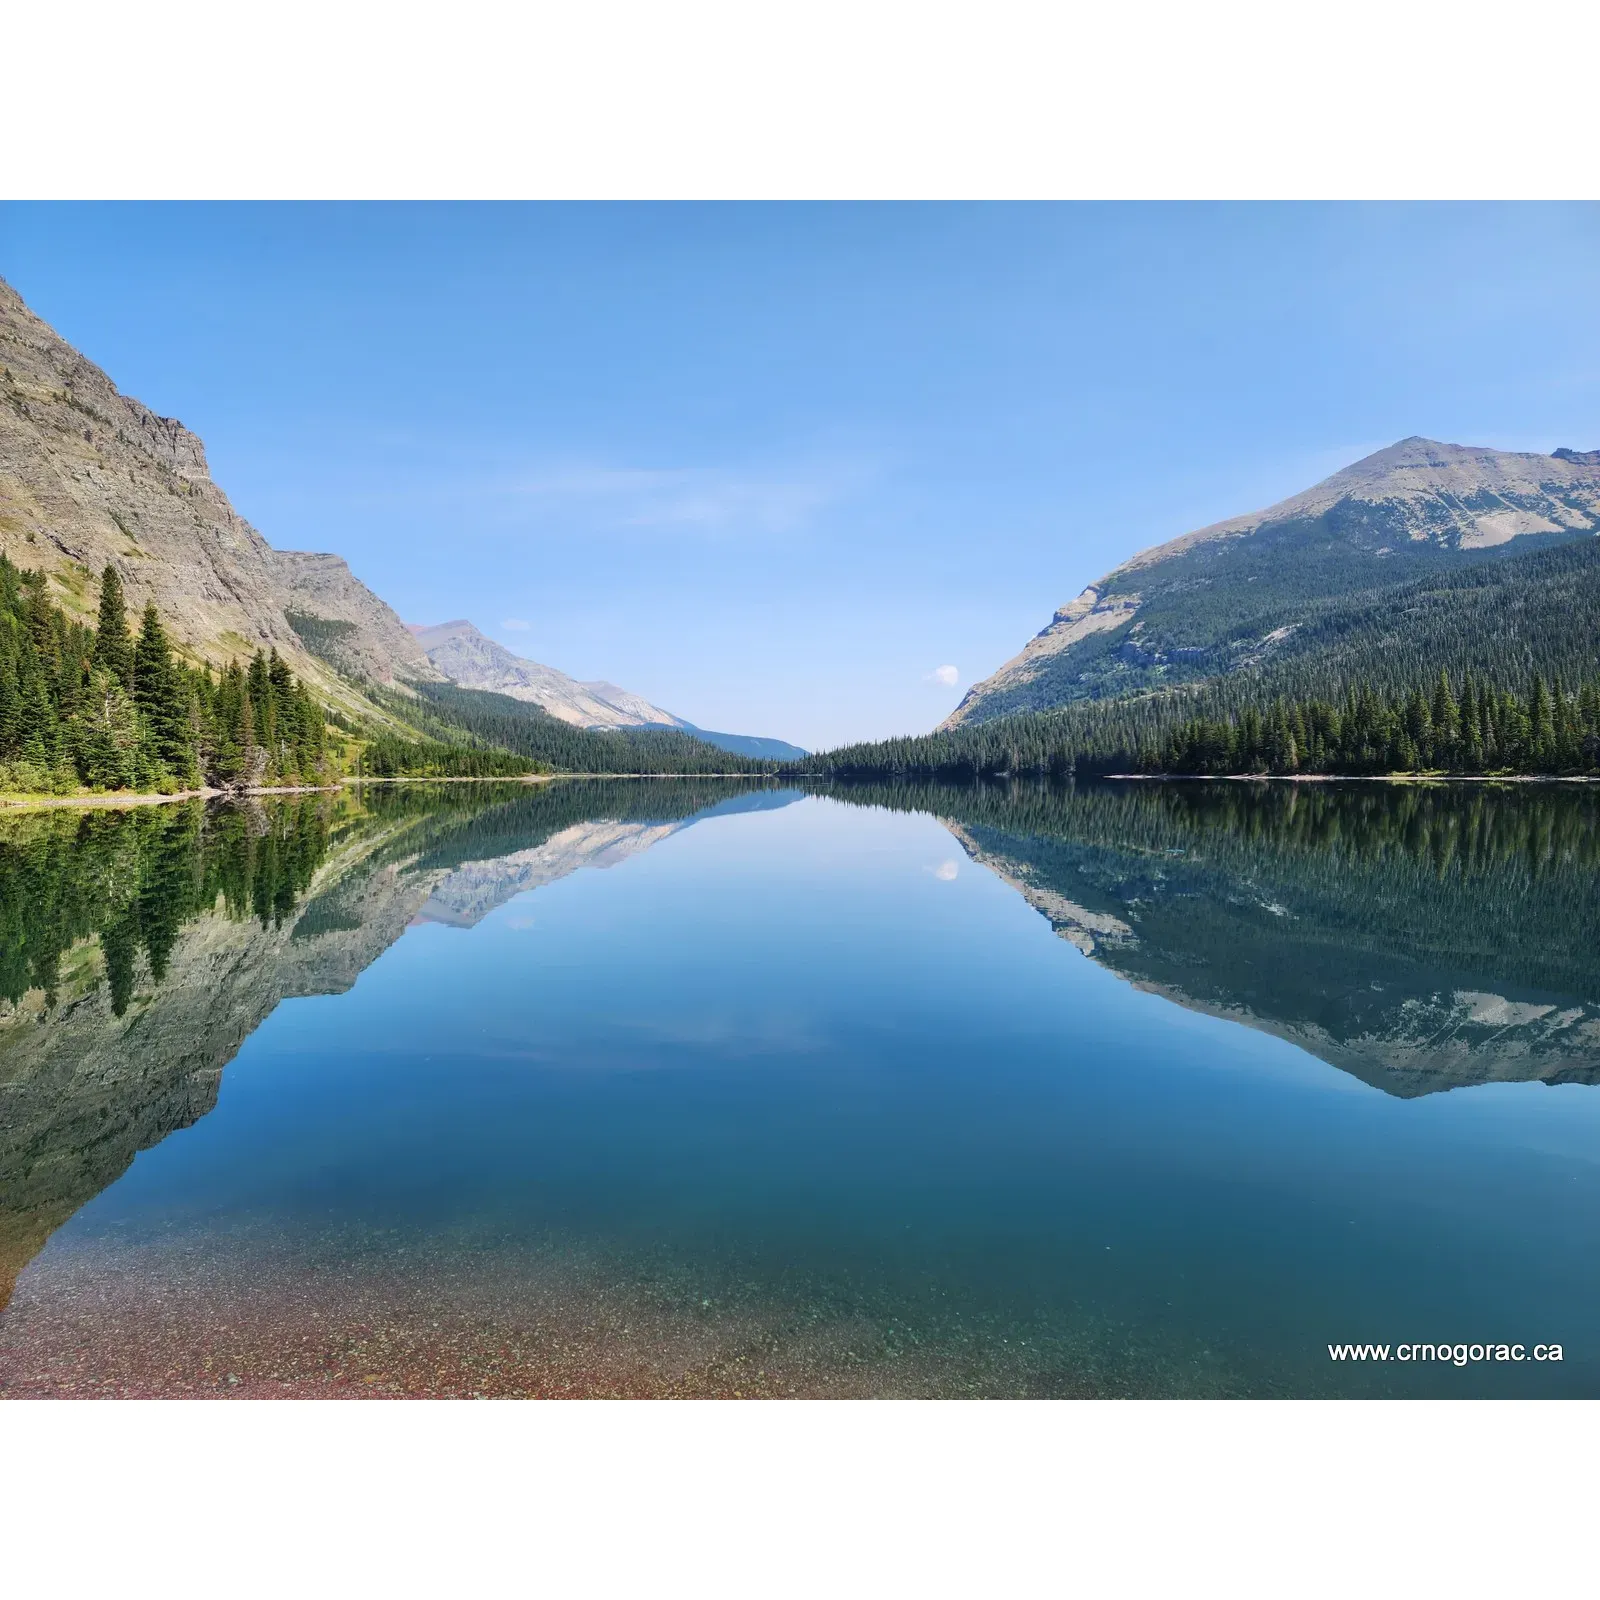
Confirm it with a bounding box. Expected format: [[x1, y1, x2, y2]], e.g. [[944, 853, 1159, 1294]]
[[410, 620, 681, 728], [947, 437, 1600, 727], [0, 275, 436, 712], [412, 619, 808, 759], [678, 728, 809, 762]]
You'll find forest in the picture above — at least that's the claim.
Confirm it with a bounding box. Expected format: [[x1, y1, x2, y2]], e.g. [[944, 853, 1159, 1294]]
[[0, 558, 330, 794], [0, 558, 775, 795], [802, 668, 1600, 779], [1146, 671, 1600, 775]]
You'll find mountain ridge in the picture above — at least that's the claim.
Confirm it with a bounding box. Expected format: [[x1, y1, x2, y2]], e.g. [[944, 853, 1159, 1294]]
[[411, 618, 807, 759], [946, 436, 1600, 728], [0, 275, 436, 714]]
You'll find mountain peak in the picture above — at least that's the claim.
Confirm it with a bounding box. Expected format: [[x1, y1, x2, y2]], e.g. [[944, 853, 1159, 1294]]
[[945, 435, 1600, 728]]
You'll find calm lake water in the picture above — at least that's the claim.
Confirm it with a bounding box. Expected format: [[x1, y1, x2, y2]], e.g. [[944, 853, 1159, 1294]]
[[2, 778, 1598, 1398]]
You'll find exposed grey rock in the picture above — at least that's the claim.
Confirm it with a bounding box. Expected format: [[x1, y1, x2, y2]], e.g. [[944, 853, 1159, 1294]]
[[410, 619, 685, 729], [0, 275, 433, 708]]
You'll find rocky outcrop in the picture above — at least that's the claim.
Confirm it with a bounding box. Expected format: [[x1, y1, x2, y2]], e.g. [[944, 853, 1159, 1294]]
[[0, 275, 430, 708]]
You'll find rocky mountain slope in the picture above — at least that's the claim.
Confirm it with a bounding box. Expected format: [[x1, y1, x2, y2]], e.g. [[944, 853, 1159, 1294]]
[[0, 275, 438, 711], [411, 620, 681, 729], [413, 619, 807, 759], [947, 437, 1600, 726]]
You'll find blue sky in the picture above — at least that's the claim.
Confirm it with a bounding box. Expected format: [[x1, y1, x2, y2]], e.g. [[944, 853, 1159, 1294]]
[[2, 203, 1597, 749]]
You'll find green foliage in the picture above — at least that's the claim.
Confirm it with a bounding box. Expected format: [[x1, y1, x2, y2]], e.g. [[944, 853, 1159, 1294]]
[[355, 732, 537, 779], [1145, 669, 1600, 776], [804, 665, 1600, 781], [0, 557, 334, 794], [286, 610, 366, 678]]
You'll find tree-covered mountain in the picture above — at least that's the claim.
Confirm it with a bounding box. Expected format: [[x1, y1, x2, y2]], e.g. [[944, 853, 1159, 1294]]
[[384, 681, 778, 775], [947, 437, 1600, 727]]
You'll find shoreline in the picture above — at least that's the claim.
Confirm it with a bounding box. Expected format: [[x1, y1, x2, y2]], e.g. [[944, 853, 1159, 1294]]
[[0, 770, 779, 812], [1102, 772, 1600, 785]]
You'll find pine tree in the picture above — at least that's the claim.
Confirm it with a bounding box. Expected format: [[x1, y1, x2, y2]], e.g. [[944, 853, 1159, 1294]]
[[133, 603, 199, 787], [74, 668, 143, 790], [92, 566, 134, 689]]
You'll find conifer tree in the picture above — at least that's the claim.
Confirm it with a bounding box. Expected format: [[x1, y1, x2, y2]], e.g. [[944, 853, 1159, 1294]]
[[133, 603, 200, 787], [92, 565, 134, 689]]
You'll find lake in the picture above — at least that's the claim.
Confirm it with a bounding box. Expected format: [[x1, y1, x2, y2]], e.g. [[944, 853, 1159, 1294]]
[[2, 777, 1597, 1398]]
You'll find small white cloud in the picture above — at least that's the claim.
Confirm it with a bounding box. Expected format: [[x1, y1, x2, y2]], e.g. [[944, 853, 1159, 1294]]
[[926, 664, 959, 687], [933, 861, 959, 881], [501, 618, 531, 632]]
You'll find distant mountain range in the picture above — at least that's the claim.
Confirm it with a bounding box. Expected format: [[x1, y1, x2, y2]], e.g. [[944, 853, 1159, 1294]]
[[0, 274, 804, 763], [948, 436, 1600, 727], [409, 619, 806, 760]]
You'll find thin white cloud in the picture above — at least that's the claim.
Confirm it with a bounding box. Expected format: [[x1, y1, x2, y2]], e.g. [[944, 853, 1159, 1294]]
[[496, 458, 869, 539], [926, 664, 959, 687], [932, 861, 959, 881], [501, 618, 531, 631]]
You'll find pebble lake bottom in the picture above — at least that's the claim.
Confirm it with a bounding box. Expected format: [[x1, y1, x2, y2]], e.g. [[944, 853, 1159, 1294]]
[[2, 780, 1598, 1398]]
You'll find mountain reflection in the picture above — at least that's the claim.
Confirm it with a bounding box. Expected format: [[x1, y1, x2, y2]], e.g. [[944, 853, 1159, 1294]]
[[5, 775, 1597, 1317], [824, 779, 1600, 1099], [0, 780, 797, 1308]]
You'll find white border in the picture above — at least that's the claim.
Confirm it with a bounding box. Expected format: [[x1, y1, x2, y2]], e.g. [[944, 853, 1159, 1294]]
[[3, 1400, 1593, 1593], [6, 1, 1599, 200]]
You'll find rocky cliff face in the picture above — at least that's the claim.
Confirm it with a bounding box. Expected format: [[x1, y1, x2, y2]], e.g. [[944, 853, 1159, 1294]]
[[946, 436, 1600, 726], [0, 275, 435, 706], [410, 620, 684, 728]]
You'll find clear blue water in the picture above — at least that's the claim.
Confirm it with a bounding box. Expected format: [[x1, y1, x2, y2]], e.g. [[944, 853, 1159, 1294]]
[[2, 781, 1597, 1396]]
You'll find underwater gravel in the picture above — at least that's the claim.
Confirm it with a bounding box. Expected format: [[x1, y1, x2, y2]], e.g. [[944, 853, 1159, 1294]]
[[0, 1217, 1281, 1400]]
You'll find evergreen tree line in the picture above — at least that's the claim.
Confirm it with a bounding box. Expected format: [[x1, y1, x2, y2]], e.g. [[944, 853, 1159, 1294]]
[[353, 732, 538, 779], [800, 668, 1600, 779], [0, 558, 329, 794], [1148, 670, 1600, 776]]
